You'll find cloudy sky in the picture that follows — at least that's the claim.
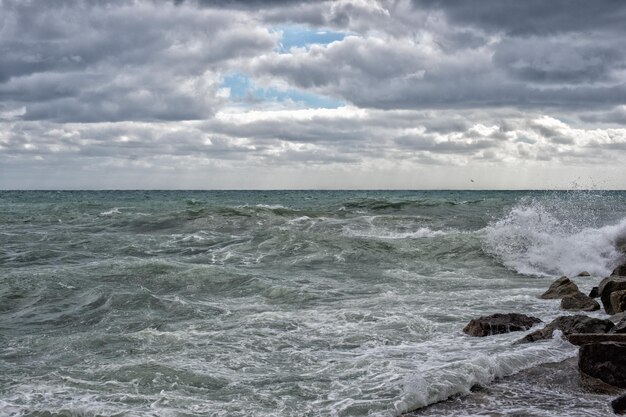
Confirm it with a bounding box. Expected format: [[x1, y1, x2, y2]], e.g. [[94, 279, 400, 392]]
[[1, 0, 626, 189]]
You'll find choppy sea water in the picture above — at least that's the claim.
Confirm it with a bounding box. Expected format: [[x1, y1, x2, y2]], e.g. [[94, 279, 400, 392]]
[[1, 190, 625, 417]]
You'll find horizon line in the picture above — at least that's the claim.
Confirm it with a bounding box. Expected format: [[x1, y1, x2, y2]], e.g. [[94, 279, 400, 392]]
[[2, 188, 625, 192]]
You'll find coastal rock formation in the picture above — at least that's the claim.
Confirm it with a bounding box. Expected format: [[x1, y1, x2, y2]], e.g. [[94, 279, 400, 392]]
[[516, 315, 614, 344], [610, 290, 626, 315], [579, 342, 626, 389], [599, 277, 626, 314], [589, 286, 599, 298], [612, 393, 626, 415], [610, 317, 626, 334], [577, 271, 591, 277], [612, 263, 626, 276], [463, 313, 541, 337], [567, 333, 626, 345], [540, 276, 580, 299], [560, 292, 600, 311]]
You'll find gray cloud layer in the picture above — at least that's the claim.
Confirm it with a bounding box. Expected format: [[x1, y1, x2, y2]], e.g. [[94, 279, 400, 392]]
[[1, 0, 625, 188]]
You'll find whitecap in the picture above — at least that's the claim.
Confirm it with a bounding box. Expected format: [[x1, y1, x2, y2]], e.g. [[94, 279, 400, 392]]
[[485, 199, 626, 276], [100, 207, 121, 216]]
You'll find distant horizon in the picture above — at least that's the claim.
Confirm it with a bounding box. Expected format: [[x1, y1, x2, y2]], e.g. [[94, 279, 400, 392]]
[[3, 188, 626, 192]]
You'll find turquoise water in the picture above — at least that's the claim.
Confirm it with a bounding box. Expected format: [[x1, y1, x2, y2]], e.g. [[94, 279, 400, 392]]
[[1, 190, 625, 416]]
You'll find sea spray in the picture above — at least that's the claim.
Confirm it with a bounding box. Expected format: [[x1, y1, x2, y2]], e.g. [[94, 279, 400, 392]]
[[485, 193, 626, 277]]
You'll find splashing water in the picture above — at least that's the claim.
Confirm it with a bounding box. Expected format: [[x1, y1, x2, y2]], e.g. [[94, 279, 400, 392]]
[[485, 193, 626, 276]]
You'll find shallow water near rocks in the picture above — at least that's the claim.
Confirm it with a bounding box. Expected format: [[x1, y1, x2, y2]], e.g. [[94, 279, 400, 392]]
[[1, 190, 625, 416], [410, 358, 613, 417]]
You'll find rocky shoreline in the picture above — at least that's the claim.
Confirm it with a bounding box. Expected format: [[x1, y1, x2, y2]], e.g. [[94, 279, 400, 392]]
[[403, 262, 626, 416]]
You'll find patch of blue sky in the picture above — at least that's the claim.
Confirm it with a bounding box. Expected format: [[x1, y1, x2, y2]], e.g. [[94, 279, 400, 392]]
[[273, 25, 347, 53], [221, 72, 345, 109]]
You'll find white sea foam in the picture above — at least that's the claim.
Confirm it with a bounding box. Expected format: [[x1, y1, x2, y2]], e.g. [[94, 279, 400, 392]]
[[344, 226, 450, 240], [340, 216, 451, 239], [99, 207, 121, 216], [255, 204, 288, 210], [485, 199, 626, 276]]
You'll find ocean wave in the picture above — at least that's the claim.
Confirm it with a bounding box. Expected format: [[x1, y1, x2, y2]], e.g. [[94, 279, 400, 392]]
[[398, 334, 577, 415], [343, 226, 451, 240], [340, 198, 484, 212], [485, 198, 626, 277], [99, 207, 121, 216]]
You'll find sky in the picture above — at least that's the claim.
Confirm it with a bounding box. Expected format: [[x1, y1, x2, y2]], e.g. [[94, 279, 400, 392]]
[[1, 0, 626, 189]]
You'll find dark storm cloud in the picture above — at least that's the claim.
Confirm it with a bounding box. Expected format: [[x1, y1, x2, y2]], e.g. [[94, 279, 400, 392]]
[[0, 0, 277, 122], [579, 107, 626, 126], [251, 34, 626, 110], [492, 38, 624, 84], [415, 0, 626, 36], [247, 0, 626, 111]]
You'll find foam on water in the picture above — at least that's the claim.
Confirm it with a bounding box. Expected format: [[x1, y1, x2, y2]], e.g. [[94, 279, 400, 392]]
[[99, 207, 122, 216]]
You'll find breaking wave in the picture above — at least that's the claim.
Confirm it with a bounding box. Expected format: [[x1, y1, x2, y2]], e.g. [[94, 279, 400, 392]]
[[485, 196, 626, 277]]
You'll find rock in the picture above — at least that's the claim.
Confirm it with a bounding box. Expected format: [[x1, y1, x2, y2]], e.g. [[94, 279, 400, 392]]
[[612, 393, 626, 415], [580, 372, 625, 395], [560, 291, 600, 311], [579, 342, 626, 389], [567, 333, 626, 345], [540, 276, 580, 299], [577, 271, 591, 277], [612, 263, 626, 276], [610, 290, 626, 315], [599, 277, 626, 314], [463, 313, 542, 337], [589, 286, 599, 298], [611, 317, 626, 334], [515, 315, 614, 344], [611, 312, 626, 322]]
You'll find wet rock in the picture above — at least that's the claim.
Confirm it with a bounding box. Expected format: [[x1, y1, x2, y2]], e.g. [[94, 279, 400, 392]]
[[540, 276, 580, 299], [463, 313, 542, 337], [580, 372, 625, 395], [516, 315, 614, 344], [599, 277, 626, 314], [612, 263, 626, 277], [610, 290, 626, 315], [561, 292, 600, 311], [589, 286, 599, 298], [579, 342, 626, 389], [577, 271, 591, 277], [611, 317, 626, 334], [567, 333, 626, 345], [612, 393, 626, 415]]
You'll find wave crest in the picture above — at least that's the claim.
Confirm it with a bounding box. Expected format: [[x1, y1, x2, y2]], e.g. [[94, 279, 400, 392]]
[[485, 197, 626, 276]]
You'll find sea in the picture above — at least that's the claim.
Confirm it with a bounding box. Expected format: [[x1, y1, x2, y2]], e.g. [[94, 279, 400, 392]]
[[1, 190, 625, 417]]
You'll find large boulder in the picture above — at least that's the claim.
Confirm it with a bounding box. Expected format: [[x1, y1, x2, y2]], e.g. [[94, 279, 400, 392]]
[[516, 315, 614, 344], [612, 263, 626, 276], [567, 334, 626, 345], [463, 313, 541, 337], [599, 276, 626, 314], [560, 291, 600, 311], [577, 271, 591, 277], [610, 290, 626, 315], [540, 276, 580, 299], [612, 393, 626, 415], [579, 342, 626, 389]]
